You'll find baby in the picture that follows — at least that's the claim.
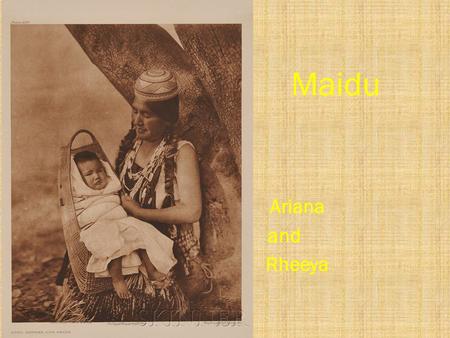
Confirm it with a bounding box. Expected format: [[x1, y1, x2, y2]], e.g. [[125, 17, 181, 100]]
[[72, 150, 176, 298]]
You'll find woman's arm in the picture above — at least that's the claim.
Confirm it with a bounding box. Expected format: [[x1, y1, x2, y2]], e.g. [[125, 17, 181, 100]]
[[121, 144, 202, 224]]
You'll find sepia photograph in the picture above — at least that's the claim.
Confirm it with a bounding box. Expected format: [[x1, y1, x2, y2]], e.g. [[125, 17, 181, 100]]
[[11, 24, 242, 322]]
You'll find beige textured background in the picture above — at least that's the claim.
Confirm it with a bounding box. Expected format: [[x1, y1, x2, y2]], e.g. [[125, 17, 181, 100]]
[[254, 1, 450, 337]]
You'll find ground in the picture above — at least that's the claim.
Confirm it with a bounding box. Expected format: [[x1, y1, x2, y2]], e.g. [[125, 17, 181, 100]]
[[12, 177, 241, 322], [12, 254, 241, 322]]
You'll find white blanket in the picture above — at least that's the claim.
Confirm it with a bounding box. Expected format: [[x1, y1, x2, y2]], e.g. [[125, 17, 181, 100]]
[[71, 156, 176, 276]]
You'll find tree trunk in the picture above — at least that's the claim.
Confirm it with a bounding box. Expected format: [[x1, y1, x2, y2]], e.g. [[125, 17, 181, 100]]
[[175, 24, 242, 169], [65, 25, 241, 268]]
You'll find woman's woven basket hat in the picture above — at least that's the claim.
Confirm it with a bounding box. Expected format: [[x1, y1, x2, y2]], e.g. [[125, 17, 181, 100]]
[[134, 69, 179, 102]]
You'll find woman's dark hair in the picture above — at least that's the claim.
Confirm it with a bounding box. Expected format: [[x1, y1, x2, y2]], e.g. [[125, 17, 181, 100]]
[[145, 95, 179, 125], [115, 127, 136, 176]]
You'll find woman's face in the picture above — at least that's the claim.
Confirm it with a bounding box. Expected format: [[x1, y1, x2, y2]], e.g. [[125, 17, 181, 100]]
[[131, 101, 169, 142]]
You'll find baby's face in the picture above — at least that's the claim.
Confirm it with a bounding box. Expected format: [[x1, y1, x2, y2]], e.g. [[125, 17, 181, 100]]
[[77, 159, 108, 190]]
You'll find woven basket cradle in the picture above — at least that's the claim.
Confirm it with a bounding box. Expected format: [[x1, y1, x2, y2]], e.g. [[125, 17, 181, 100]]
[[58, 129, 114, 294]]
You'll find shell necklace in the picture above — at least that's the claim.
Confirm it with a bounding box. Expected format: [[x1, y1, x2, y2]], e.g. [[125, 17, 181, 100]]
[[120, 137, 167, 204]]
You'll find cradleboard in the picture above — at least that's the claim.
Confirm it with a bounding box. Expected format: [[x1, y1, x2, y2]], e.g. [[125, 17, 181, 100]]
[[58, 129, 114, 294], [58, 129, 214, 297]]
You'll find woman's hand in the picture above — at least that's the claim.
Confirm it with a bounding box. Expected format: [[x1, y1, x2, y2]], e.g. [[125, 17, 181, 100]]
[[120, 193, 141, 217]]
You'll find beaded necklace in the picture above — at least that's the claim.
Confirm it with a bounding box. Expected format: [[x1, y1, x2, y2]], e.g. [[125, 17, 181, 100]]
[[119, 137, 167, 205]]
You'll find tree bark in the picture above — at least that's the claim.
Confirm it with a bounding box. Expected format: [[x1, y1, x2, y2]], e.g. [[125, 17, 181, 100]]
[[66, 24, 241, 263], [175, 25, 242, 169]]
